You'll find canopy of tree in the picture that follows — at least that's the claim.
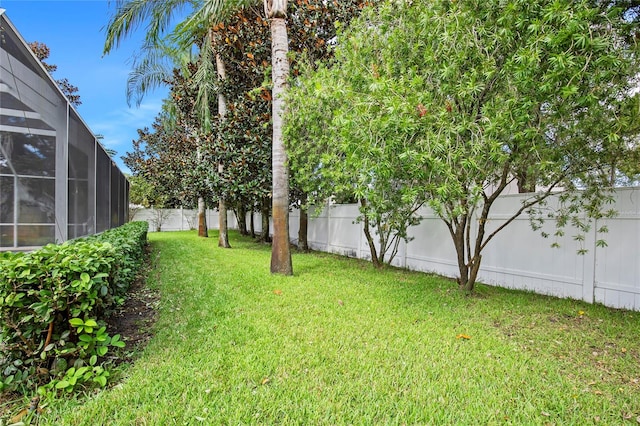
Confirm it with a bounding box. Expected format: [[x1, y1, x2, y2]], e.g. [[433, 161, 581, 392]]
[[284, 0, 640, 290]]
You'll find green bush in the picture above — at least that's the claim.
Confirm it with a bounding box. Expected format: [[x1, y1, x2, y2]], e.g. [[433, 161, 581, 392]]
[[0, 221, 148, 394]]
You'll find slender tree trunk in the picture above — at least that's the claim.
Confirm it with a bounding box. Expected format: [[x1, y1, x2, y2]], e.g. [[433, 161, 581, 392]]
[[216, 51, 231, 248], [217, 169, 230, 248], [376, 217, 389, 265], [445, 215, 469, 289], [450, 207, 490, 292], [516, 169, 535, 193], [260, 197, 271, 243], [360, 199, 381, 268], [198, 196, 208, 237], [453, 229, 469, 289], [298, 194, 308, 251], [250, 208, 256, 238], [218, 196, 230, 248], [463, 202, 492, 292], [465, 256, 482, 292], [610, 159, 617, 186], [268, 5, 293, 275], [236, 204, 248, 236]]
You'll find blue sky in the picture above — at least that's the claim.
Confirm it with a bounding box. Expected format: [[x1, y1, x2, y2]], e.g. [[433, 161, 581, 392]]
[[0, 0, 178, 173]]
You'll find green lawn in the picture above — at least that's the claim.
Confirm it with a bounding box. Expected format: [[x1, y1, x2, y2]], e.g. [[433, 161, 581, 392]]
[[41, 231, 639, 425]]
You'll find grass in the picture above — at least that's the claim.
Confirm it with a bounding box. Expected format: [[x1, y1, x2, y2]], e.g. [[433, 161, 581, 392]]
[[35, 230, 640, 425]]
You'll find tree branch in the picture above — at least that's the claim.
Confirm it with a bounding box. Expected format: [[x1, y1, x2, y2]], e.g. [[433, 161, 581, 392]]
[[479, 177, 565, 252]]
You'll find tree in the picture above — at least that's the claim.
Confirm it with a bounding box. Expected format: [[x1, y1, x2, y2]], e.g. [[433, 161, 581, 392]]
[[123, 102, 207, 211], [106, 0, 373, 273], [105, 4, 215, 238], [285, 0, 640, 290], [104, 0, 293, 273], [28, 41, 82, 107], [265, 0, 293, 274], [128, 174, 155, 207], [285, 64, 425, 267], [207, 2, 376, 251]]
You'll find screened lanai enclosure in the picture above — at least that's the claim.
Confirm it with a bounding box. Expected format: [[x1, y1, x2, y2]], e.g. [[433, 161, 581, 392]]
[[0, 10, 128, 250]]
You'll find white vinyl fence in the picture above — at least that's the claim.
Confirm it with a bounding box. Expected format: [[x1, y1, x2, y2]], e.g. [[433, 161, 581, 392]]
[[133, 187, 640, 311]]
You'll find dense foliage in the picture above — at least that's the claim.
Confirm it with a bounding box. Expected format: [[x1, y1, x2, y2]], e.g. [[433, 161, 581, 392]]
[[285, 0, 640, 288], [123, 1, 377, 238], [0, 222, 148, 395]]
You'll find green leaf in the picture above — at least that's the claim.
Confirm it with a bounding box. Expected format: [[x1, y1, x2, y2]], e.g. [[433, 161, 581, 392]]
[[55, 380, 70, 389], [69, 318, 85, 327], [75, 367, 89, 377], [596, 239, 608, 248], [95, 375, 107, 387], [81, 272, 91, 283], [84, 319, 99, 328]]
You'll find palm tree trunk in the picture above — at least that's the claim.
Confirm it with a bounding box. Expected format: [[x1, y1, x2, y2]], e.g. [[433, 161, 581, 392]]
[[216, 50, 231, 248], [268, 8, 293, 275]]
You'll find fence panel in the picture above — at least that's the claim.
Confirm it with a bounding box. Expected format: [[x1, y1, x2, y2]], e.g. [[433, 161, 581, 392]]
[[133, 187, 639, 310], [593, 188, 640, 310], [475, 194, 588, 301]]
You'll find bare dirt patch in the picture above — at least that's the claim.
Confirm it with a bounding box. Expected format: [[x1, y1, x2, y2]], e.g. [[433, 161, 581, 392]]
[[106, 248, 160, 365]]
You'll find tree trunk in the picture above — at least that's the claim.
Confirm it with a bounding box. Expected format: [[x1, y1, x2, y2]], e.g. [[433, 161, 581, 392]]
[[260, 198, 271, 243], [453, 230, 469, 290], [465, 256, 482, 292], [450, 203, 491, 292], [268, 12, 293, 275], [236, 204, 248, 236], [216, 51, 230, 248], [197, 196, 208, 238], [265, 0, 287, 18], [360, 199, 381, 268], [516, 169, 535, 193], [250, 208, 256, 238], [298, 198, 309, 252], [463, 202, 492, 292], [609, 159, 617, 187], [446, 216, 469, 289], [218, 197, 230, 248]]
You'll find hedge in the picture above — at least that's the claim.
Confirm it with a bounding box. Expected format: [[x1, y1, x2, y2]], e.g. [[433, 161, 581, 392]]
[[0, 221, 149, 394]]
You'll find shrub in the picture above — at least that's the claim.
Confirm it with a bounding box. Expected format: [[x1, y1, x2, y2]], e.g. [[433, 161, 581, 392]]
[[0, 221, 148, 394]]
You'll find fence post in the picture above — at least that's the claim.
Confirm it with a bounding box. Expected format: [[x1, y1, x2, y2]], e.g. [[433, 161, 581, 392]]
[[358, 206, 364, 260], [326, 201, 331, 253], [402, 238, 408, 269], [582, 217, 597, 304]]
